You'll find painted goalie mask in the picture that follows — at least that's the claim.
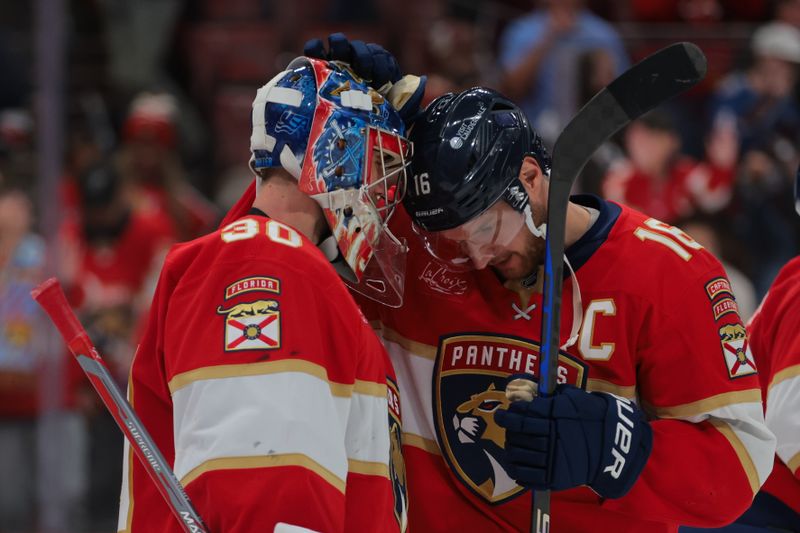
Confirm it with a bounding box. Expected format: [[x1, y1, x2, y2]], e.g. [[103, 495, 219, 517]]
[[249, 57, 412, 306]]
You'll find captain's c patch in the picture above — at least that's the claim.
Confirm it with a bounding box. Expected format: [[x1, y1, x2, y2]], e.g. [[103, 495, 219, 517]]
[[706, 277, 734, 301], [718, 323, 756, 379], [216, 299, 281, 352]]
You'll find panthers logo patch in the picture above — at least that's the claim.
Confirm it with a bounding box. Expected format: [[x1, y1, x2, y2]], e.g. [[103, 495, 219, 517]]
[[432, 333, 587, 504]]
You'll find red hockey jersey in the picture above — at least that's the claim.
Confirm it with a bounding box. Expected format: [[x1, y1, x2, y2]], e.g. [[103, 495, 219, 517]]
[[748, 256, 800, 515], [118, 213, 408, 533], [366, 196, 773, 532]]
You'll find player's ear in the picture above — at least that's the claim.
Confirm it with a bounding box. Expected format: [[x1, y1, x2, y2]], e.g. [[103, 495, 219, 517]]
[[518, 155, 544, 196]]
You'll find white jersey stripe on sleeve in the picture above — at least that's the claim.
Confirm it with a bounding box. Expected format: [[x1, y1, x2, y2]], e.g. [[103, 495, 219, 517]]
[[766, 373, 800, 471], [384, 336, 437, 443], [345, 390, 391, 468], [172, 371, 353, 491]]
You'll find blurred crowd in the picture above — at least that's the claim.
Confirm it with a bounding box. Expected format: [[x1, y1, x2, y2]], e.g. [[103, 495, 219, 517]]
[[1, 0, 800, 531]]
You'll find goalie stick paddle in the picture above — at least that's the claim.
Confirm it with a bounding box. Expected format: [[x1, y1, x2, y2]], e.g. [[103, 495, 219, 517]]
[[531, 42, 707, 533], [31, 278, 209, 533]]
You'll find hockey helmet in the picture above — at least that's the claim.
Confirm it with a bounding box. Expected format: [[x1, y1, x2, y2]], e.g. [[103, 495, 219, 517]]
[[403, 88, 550, 270]]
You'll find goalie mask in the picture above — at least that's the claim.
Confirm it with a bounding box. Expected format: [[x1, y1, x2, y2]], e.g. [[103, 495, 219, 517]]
[[250, 57, 412, 306]]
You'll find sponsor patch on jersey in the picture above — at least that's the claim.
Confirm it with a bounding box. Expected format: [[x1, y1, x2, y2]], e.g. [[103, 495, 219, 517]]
[[432, 333, 587, 505], [386, 377, 408, 532], [719, 323, 757, 379], [712, 297, 739, 321], [224, 276, 281, 300], [705, 277, 734, 301], [216, 299, 281, 352]]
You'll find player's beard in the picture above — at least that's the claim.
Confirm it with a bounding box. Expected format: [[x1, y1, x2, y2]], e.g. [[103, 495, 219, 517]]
[[489, 228, 545, 282]]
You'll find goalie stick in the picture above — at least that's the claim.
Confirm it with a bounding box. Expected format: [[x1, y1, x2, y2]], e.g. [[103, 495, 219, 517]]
[[523, 42, 707, 533], [31, 278, 209, 533]]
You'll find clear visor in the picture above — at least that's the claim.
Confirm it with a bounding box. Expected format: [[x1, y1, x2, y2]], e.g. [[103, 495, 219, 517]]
[[344, 229, 408, 308], [411, 199, 528, 271]]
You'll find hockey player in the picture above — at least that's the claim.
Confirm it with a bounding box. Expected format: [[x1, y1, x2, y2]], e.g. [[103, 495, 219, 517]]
[[740, 258, 800, 530], [372, 90, 775, 531], [693, 177, 800, 531], [117, 57, 411, 532], [300, 35, 775, 531]]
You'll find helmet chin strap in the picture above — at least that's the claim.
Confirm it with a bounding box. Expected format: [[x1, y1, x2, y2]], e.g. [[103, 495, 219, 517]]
[[523, 204, 546, 238], [522, 205, 582, 351]]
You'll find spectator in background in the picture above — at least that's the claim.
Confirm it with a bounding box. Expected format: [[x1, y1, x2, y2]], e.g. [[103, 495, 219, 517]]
[[774, 0, 800, 28], [603, 110, 738, 224], [730, 149, 799, 299], [573, 47, 625, 195], [709, 21, 800, 157], [710, 21, 800, 297], [57, 161, 175, 530], [60, 161, 174, 378], [424, 2, 497, 100], [0, 187, 45, 533], [0, 109, 34, 186], [118, 91, 218, 241], [499, 0, 628, 142]]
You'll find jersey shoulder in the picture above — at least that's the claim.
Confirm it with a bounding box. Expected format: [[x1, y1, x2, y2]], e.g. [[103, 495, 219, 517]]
[[749, 256, 800, 351], [166, 215, 340, 288], [596, 204, 737, 329], [608, 203, 724, 281]]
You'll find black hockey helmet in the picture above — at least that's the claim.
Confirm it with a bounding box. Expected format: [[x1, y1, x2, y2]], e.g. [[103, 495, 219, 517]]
[[404, 87, 551, 232]]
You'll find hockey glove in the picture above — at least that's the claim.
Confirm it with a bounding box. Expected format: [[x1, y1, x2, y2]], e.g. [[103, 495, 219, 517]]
[[494, 384, 653, 499], [303, 32, 426, 122]]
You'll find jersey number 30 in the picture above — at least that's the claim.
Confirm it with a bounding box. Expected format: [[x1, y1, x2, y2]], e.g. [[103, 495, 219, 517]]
[[220, 218, 303, 248]]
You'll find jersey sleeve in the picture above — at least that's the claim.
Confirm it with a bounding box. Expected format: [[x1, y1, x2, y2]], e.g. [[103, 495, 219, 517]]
[[118, 249, 183, 533], [602, 262, 775, 527], [752, 260, 800, 479]]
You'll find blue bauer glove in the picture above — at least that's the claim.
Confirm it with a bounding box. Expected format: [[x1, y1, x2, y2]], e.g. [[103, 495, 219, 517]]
[[495, 384, 653, 499], [303, 32, 426, 122], [304, 32, 402, 88]]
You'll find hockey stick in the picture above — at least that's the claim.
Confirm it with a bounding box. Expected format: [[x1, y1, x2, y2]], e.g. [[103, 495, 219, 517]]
[[531, 42, 707, 533], [31, 278, 209, 533]]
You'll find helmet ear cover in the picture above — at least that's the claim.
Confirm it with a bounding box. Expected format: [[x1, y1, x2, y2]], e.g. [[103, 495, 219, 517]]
[[404, 87, 551, 232]]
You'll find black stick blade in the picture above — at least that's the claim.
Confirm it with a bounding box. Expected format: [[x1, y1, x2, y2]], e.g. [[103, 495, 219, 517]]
[[552, 42, 707, 185], [609, 42, 707, 119]]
